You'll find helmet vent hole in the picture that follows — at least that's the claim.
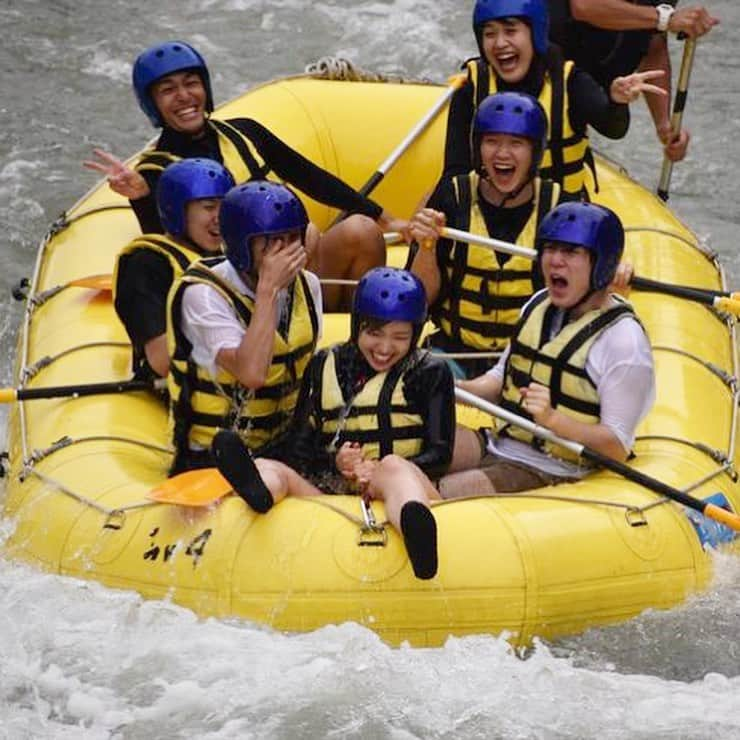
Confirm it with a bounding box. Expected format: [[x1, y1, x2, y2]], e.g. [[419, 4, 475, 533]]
[[380, 290, 389, 299], [155, 50, 164, 58], [173, 45, 182, 52]]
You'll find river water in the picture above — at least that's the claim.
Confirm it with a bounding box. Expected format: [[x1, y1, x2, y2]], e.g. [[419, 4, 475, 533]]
[[1, 1, 739, 737]]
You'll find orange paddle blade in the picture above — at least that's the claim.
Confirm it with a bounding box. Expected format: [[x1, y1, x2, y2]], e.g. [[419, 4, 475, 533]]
[[69, 274, 113, 291], [147, 468, 232, 507]]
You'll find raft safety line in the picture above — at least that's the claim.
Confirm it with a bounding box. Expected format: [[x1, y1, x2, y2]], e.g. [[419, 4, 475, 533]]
[[25, 469, 156, 531], [20, 434, 171, 477], [430, 490, 663, 527], [19, 342, 130, 383], [651, 345, 737, 389], [624, 226, 716, 259], [44, 204, 132, 240]]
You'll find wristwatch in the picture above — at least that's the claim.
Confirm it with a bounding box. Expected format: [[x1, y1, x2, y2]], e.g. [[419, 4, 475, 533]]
[[655, 3, 675, 32]]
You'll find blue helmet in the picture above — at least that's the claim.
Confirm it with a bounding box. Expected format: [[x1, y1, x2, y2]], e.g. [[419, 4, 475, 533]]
[[220, 181, 309, 273], [351, 267, 428, 343], [474, 92, 547, 175], [472, 0, 549, 56], [132, 41, 214, 127], [156, 158, 234, 238], [536, 202, 624, 291]]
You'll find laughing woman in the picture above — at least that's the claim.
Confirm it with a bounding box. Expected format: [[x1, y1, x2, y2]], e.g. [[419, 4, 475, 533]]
[[408, 91, 564, 380], [444, 0, 666, 195]]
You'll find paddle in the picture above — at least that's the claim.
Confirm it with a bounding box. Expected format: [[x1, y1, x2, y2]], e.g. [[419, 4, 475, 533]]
[[436, 227, 740, 315], [657, 36, 697, 202], [0, 378, 165, 403], [330, 73, 467, 226], [12, 274, 113, 303], [454, 387, 740, 532], [67, 274, 113, 291], [147, 467, 232, 507]]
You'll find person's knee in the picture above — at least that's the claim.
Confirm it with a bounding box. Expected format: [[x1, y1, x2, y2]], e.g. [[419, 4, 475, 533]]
[[376, 454, 408, 479]]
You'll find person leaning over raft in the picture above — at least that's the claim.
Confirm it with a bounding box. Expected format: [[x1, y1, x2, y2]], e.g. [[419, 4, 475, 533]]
[[212, 267, 454, 580], [547, 0, 719, 163], [443, 0, 667, 195], [408, 91, 565, 380], [166, 180, 321, 475], [84, 41, 406, 311], [114, 157, 234, 381], [439, 202, 655, 497]]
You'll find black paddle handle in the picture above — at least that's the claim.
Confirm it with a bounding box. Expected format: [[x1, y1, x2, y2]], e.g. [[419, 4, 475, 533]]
[[15, 379, 153, 401]]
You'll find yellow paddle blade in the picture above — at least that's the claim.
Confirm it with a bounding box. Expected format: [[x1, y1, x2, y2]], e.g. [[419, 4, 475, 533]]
[[69, 274, 113, 291], [147, 468, 232, 507]]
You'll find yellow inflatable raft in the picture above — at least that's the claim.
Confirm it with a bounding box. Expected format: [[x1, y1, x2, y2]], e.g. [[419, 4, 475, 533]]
[[3, 74, 739, 647]]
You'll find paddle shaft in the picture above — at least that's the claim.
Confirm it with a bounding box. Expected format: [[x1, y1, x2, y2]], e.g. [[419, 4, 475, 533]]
[[437, 227, 740, 312], [330, 74, 466, 226], [657, 36, 697, 202], [455, 387, 740, 531], [0, 378, 161, 403]]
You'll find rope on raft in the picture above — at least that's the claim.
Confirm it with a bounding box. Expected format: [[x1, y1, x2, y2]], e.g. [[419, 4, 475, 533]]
[[304, 56, 433, 84]]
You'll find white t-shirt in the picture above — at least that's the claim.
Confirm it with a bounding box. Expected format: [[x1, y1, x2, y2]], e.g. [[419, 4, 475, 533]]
[[180, 260, 323, 378], [485, 292, 656, 478]]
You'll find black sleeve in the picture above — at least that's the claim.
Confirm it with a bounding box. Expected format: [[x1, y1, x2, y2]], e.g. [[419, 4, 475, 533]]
[[402, 353, 456, 479], [113, 250, 173, 345], [288, 350, 337, 475], [129, 167, 164, 233], [568, 67, 630, 139], [442, 78, 476, 180], [230, 118, 384, 220]]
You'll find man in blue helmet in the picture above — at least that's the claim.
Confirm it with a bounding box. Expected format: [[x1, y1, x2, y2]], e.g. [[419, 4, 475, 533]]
[[211, 266, 455, 580], [443, 0, 666, 194], [547, 1, 718, 163], [166, 180, 322, 475], [441, 201, 655, 495], [85, 41, 404, 311], [408, 92, 565, 379], [114, 157, 234, 380]]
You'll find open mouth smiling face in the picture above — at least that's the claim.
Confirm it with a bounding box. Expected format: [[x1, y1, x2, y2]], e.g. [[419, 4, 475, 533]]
[[481, 17, 535, 84]]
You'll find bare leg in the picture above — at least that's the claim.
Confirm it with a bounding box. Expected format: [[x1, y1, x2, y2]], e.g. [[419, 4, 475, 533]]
[[447, 424, 485, 473], [365, 455, 438, 579], [255, 459, 322, 504], [312, 215, 386, 311], [438, 468, 497, 499]]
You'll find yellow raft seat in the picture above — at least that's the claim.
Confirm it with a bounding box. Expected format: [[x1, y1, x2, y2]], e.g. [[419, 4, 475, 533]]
[[3, 74, 739, 647]]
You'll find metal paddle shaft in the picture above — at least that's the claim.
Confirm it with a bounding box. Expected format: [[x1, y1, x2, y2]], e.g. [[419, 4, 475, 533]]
[[0, 378, 163, 403], [454, 387, 740, 532], [330, 73, 466, 226], [657, 37, 697, 201], [432, 228, 740, 314]]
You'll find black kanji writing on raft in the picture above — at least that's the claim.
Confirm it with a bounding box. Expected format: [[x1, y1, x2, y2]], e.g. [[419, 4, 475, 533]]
[[142, 527, 213, 567], [185, 529, 213, 567]]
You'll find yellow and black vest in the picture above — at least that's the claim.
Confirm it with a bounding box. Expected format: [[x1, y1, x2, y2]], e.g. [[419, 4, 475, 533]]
[[436, 172, 559, 352], [135, 118, 271, 184], [167, 258, 319, 454], [113, 234, 205, 375], [316, 346, 426, 461], [500, 291, 638, 461], [465, 56, 593, 195]]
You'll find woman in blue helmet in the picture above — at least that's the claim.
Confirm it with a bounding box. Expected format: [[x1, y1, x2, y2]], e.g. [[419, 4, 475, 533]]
[[443, 0, 666, 195], [85, 41, 405, 312], [212, 266, 455, 580], [114, 157, 234, 380], [167, 180, 322, 475], [409, 91, 564, 380], [441, 201, 655, 495]]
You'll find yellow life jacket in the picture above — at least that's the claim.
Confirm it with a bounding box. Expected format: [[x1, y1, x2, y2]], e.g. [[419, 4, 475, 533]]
[[167, 258, 319, 454], [435, 173, 559, 352], [500, 291, 637, 462], [113, 234, 203, 301], [316, 346, 426, 461], [465, 57, 593, 195], [135, 118, 271, 184], [113, 234, 205, 375]]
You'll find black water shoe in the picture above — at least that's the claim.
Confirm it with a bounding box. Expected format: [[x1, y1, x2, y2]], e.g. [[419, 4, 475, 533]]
[[211, 430, 273, 513], [400, 501, 438, 580]]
